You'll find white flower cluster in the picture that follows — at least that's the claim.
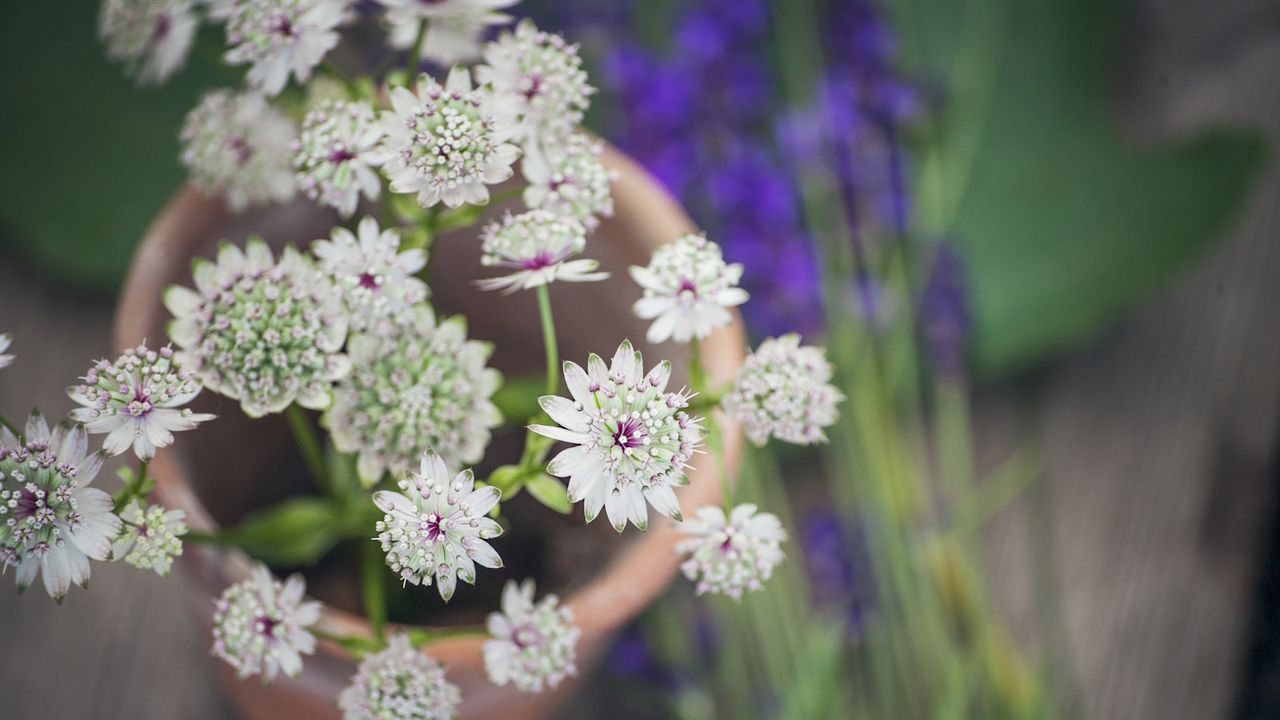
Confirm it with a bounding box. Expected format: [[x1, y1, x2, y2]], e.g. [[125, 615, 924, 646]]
[[224, 0, 351, 96], [484, 579, 580, 693], [294, 100, 385, 218], [113, 500, 187, 576], [338, 634, 461, 720], [522, 132, 616, 231], [212, 564, 322, 682], [532, 340, 702, 532], [311, 217, 429, 332], [476, 210, 605, 293], [676, 503, 786, 599], [180, 90, 297, 211], [630, 234, 748, 345], [98, 0, 199, 85], [378, 0, 517, 66], [477, 18, 594, 147], [723, 334, 843, 446]]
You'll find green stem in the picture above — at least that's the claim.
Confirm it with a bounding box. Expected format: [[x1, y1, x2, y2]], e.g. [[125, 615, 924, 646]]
[[113, 458, 149, 512], [320, 59, 357, 97], [535, 284, 559, 395], [408, 19, 428, 76], [361, 540, 388, 641], [285, 404, 333, 497]]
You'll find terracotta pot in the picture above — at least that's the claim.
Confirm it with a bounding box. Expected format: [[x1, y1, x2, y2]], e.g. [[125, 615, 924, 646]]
[[113, 145, 746, 719]]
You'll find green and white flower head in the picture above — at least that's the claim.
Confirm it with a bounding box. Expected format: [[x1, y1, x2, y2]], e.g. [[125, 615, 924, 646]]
[[629, 234, 748, 345], [67, 344, 216, 462], [676, 503, 786, 599], [380, 0, 516, 65], [522, 132, 615, 231], [323, 305, 500, 486], [112, 500, 187, 576], [376, 66, 521, 209], [99, 0, 199, 85], [0, 413, 121, 601], [180, 90, 297, 212], [531, 340, 702, 532], [0, 334, 13, 370], [163, 238, 352, 419], [476, 209, 607, 293], [311, 217, 429, 332], [722, 334, 843, 446], [338, 633, 462, 720], [483, 579, 580, 694], [212, 563, 322, 682], [373, 452, 504, 601], [477, 19, 594, 147], [224, 0, 351, 96], [294, 100, 386, 218]]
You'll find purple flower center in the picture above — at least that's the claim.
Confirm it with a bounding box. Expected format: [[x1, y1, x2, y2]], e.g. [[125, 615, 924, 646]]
[[612, 417, 647, 450], [512, 623, 544, 649], [522, 74, 544, 101], [357, 272, 381, 290], [422, 515, 443, 542], [328, 149, 357, 165], [520, 251, 556, 271], [269, 15, 295, 38], [14, 487, 39, 520], [253, 615, 278, 637], [153, 13, 171, 41], [677, 278, 698, 299], [227, 136, 254, 166]]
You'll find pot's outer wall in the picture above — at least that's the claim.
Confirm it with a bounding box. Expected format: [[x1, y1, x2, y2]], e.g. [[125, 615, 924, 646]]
[[115, 145, 747, 720]]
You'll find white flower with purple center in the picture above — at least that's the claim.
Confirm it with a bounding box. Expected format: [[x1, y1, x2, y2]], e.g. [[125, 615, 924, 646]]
[[376, 66, 520, 209], [676, 503, 786, 599], [338, 633, 461, 720], [373, 451, 504, 602], [0, 412, 121, 601], [380, 0, 516, 66], [163, 238, 352, 418], [476, 19, 593, 147], [112, 500, 187, 576], [476, 210, 607, 293], [294, 100, 386, 218], [531, 340, 702, 532], [722, 334, 843, 446], [212, 563, 322, 682], [180, 90, 297, 211], [67, 344, 216, 462], [522, 132, 615, 231], [483, 579, 580, 694], [99, 0, 199, 85], [323, 305, 501, 486], [224, 0, 351, 96], [311, 217, 430, 332], [629, 234, 748, 345], [0, 334, 13, 370]]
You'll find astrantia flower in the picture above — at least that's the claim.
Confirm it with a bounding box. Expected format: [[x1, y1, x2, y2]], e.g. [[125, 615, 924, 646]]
[[224, 0, 351, 96], [180, 90, 297, 211], [476, 210, 606, 293], [376, 66, 520, 209], [522, 132, 615, 231], [531, 340, 702, 532], [294, 100, 385, 217], [164, 238, 351, 418], [373, 451, 504, 601], [0, 334, 13, 370], [477, 19, 594, 146], [324, 306, 500, 486], [0, 413, 121, 600], [67, 344, 216, 462], [99, 0, 199, 85], [722, 334, 843, 446], [484, 579, 580, 693], [676, 503, 786, 599], [311, 217, 429, 331], [112, 500, 187, 576], [338, 633, 461, 720], [381, 1, 515, 65], [629, 234, 748, 345], [212, 564, 322, 682]]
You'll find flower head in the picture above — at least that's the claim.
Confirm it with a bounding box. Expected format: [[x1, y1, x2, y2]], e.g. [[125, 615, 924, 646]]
[[629, 234, 748, 345], [294, 100, 386, 217], [522, 132, 615, 231], [338, 633, 461, 720], [722, 334, 842, 446], [484, 579, 580, 693], [531, 340, 702, 532], [372, 451, 504, 601], [112, 500, 187, 576], [224, 0, 351, 96], [99, 0, 199, 85], [476, 210, 606, 293], [68, 344, 216, 462], [477, 19, 593, 146], [180, 90, 297, 211], [0, 412, 121, 600], [324, 306, 500, 486], [311, 217, 429, 331], [381, 0, 515, 66], [0, 334, 13, 370], [676, 503, 786, 599], [377, 67, 520, 209], [212, 563, 322, 682], [163, 238, 351, 418]]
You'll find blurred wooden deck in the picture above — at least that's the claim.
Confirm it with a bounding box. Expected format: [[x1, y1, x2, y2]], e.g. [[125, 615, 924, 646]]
[[2, 1, 1280, 717]]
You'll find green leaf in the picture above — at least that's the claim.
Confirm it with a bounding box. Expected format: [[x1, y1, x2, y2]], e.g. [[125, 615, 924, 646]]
[[525, 474, 572, 514], [490, 374, 544, 425], [486, 464, 525, 495], [219, 498, 343, 567], [886, 0, 1265, 374]]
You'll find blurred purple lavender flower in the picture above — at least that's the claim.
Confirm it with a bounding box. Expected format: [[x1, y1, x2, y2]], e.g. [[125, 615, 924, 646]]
[[800, 508, 877, 637], [920, 244, 971, 376]]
